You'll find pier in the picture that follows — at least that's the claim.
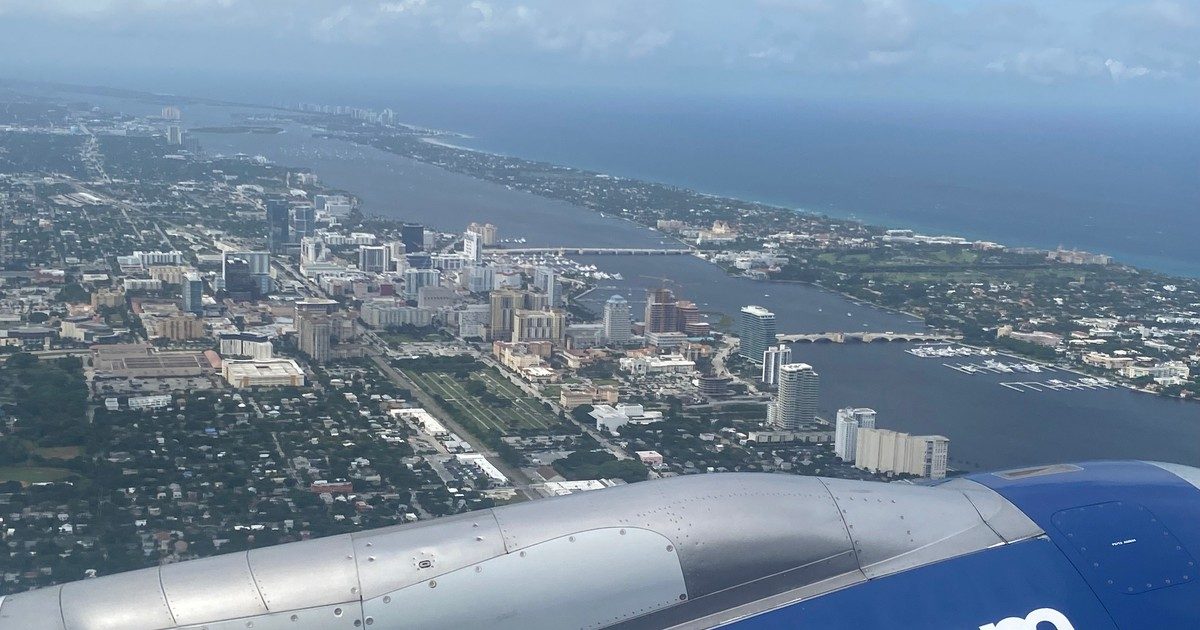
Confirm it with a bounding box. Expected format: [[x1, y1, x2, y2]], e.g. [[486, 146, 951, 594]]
[[776, 331, 959, 343]]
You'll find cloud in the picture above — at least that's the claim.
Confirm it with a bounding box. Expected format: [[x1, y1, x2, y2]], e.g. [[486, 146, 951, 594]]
[[0, 0, 1196, 92]]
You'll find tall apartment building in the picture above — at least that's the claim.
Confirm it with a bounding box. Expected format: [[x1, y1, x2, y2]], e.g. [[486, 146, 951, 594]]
[[770, 363, 819, 430], [463, 230, 483, 263], [760, 343, 792, 386], [833, 407, 877, 463], [644, 288, 679, 334], [738, 305, 777, 363]]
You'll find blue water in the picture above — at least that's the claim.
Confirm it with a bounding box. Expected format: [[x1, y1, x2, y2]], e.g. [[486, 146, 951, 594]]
[[366, 88, 1200, 277]]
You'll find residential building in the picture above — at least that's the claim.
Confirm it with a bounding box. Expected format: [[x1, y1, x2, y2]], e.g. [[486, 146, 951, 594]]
[[833, 407, 877, 463], [219, 332, 273, 360], [644, 288, 679, 334], [463, 230, 483, 263], [467, 222, 498, 245], [855, 429, 949, 480], [738, 305, 776, 363], [761, 343, 792, 386], [771, 363, 818, 430], [512, 309, 564, 344]]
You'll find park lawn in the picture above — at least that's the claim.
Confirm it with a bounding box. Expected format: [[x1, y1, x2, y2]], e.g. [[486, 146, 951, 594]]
[[34, 445, 83, 460], [407, 370, 557, 435], [0, 466, 74, 484]]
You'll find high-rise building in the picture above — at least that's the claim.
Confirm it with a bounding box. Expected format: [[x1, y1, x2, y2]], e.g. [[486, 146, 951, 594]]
[[533, 266, 559, 306], [644, 288, 679, 334], [386, 241, 406, 271], [161, 106, 182, 120], [489, 289, 547, 341], [463, 231, 483, 263], [401, 223, 425, 253], [292, 205, 316, 242], [467, 222, 498, 246], [182, 272, 204, 315], [761, 344, 792, 386], [738, 305, 776, 363], [467, 265, 495, 293], [222, 252, 271, 299], [359, 245, 389, 273], [772, 363, 818, 430], [296, 314, 332, 364], [301, 237, 325, 266], [166, 125, 182, 146], [854, 429, 949, 480], [489, 289, 524, 342], [603, 295, 632, 344], [403, 268, 440, 300], [512, 310, 565, 344], [834, 407, 877, 463], [266, 199, 290, 254], [676, 300, 701, 334]]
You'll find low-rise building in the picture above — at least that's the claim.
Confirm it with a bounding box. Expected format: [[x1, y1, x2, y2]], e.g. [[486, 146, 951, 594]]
[[222, 358, 306, 388]]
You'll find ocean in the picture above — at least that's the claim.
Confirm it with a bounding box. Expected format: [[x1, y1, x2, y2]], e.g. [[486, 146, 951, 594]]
[[362, 87, 1200, 277]]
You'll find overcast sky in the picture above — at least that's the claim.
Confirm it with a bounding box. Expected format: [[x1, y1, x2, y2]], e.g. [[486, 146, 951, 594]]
[[0, 0, 1196, 109]]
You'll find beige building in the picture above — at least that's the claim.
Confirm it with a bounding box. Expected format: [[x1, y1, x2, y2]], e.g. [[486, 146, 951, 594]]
[[222, 358, 306, 388], [854, 428, 949, 480], [154, 315, 205, 341], [512, 309, 564, 344]]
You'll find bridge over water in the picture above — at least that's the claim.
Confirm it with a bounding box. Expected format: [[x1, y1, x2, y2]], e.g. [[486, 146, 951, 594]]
[[776, 332, 960, 343]]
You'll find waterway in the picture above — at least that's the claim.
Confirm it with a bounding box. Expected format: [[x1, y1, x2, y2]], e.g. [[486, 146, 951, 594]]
[[77, 92, 1200, 471]]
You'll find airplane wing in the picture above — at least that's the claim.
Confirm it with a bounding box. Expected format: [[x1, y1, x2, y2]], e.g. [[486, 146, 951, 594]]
[[0, 460, 1197, 629]]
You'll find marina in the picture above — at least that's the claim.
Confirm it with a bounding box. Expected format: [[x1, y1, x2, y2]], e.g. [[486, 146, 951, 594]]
[[998, 378, 1118, 392]]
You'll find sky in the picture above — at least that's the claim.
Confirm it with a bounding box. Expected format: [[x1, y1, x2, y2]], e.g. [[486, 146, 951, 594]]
[[0, 0, 1197, 110]]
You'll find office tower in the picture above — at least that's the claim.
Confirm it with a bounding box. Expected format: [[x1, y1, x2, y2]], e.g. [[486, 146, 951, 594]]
[[738, 305, 777, 363], [405, 252, 432, 269], [533, 266, 559, 306], [182, 273, 204, 315], [463, 231, 483, 263], [644, 288, 679, 334], [834, 407, 877, 463], [359, 245, 389, 273], [773, 363, 818, 430], [467, 222, 498, 246], [221, 255, 254, 299], [401, 223, 425, 253], [266, 199, 290, 254], [512, 310, 565, 344], [166, 125, 182, 146], [761, 344, 792, 386], [603, 295, 632, 344], [403, 268, 440, 300], [292, 205, 316, 242], [161, 106, 181, 120], [222, 252, 270, 299], [386, 241, 406, 270]]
